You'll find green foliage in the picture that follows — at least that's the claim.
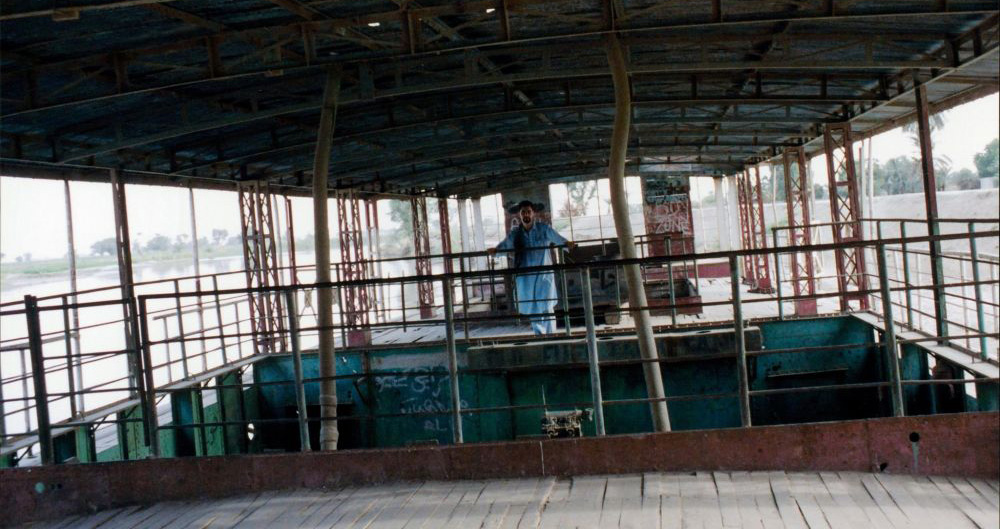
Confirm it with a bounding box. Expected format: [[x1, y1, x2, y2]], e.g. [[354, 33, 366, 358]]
[[145, 234, 171, 252], [974, 138, 999, 180], [872, 156, 922, 195], [90, 237, 117, 256], [950, 168, 980, 190], [559, 181, 597, 216]]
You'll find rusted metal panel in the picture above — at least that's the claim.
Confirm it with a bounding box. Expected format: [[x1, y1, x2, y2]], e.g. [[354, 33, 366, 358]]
[[2, 413, 994, 525]]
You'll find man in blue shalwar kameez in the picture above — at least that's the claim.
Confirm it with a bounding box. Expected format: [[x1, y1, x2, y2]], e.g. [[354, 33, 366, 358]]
[[488, 200, 576, 335]]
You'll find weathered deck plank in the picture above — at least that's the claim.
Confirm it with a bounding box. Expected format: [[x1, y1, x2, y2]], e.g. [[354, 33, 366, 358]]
[[30, 472, 998, 529]]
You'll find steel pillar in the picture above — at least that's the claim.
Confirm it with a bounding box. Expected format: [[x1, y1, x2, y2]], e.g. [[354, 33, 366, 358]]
[[713, 177, 730, 251], [312, 68, 342, 451], [914, 83, 948, 339], [337, 191, 372, 346], [110, 170, 142, 398], [607, 34, 671, 432], [823, 123, 870, 312], [438, 197, 454, 274], [411, 196, 435, 319], [471, 197, 487, 271], [63, 180, 84, 415], [238, 180, 286, 354], [782, 147, 817, 315], [747, 166, 774, 293], [736, 171, 755, 283], [283, 196, 300, 285]]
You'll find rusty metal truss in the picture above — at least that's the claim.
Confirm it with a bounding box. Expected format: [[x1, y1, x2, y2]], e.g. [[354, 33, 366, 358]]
[[736, 172, 755, 284], [746, 166, 774, 294], [823, 123, 870, 312], [238, 180, 285, 354], [438, 197, 453, 274], [411, 196, 434, 319], [337, 190, 371, 346], [782, 147, 817, 316]]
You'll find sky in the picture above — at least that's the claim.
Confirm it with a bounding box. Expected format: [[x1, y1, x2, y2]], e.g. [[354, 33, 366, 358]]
[[1, 94, 997, 263]]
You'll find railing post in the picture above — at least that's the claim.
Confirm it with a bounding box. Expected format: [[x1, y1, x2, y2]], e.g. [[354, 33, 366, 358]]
[[284, 290, 311, 452], [135, 297, 160, 457], [968, 223, 989, 361], [666, 237, 677, 326], [24, 295, 54, 465], [60, 295, 78, 418], [772, 229, 784, 320], [900, 222, 914, 328], [443, 278, 463, 444], [728, 257, 751, 427], [173, 280, 190, 379], [558, 247, 572, 336], [581, 269, 606, 436], [877, 245, 905, 417]]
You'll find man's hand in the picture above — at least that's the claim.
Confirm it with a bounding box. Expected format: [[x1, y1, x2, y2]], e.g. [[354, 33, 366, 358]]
[[566, 241, 577, 251], [486, 247, 497, 256]]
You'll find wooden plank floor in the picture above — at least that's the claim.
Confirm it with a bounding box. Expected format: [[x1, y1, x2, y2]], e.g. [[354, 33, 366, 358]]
[[27, 472, 999, 528]]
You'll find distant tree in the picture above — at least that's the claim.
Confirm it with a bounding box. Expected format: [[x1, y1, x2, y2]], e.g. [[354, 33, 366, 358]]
[[20, 253, 31, 262], [559, 181, 597, 217], [211, 229, 229, 246], [90, 237, 117, 256], [145, 234, 171, 252], [813, 184, 827, 199], [873, 156, 921, 195], [950, 168, 980, 190], [172, 234, 189, 252], [974, 138, 999, 180]]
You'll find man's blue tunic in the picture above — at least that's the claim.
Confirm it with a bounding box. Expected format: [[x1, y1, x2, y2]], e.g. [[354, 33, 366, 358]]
[[496, 222, 567, 335]]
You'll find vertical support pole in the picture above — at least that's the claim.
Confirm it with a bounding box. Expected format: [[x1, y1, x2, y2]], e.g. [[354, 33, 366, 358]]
[[714, 177, 730, 250], [783, 147, 817, 315], [173, 279, 190, 379], [736, 171, 755, 283], [748, 166, 774, 293], [772, 230, 784, 320], [728, 257, 751, 427], [823, 123, 869, 311], [24, 296, 54, 465], [877, 245, 905, 417], [582, 270, 606, 436], [438, 197, 453, 274], [968, 223, 988, 360], [412, 196, 435, 319], [110, 169, 142, 398], [607, 34, 671, 432], [136, 298, 160, 457], [472, 197, 487, 271], [188, 187, 207, 372], [558, 248, 572, 336], [900, 223, 914, 328], [312, 67, 342, 451], [914, 82, 948, 340], [284, 290, 311, 451], [442, 279, 463, 444], [338, 191, 372, 346], [63, 180, 84, 415]]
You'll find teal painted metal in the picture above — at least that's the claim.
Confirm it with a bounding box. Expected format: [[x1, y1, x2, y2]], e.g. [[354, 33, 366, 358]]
[[752, 317, 886, 425], [899, 344, 934, 415]]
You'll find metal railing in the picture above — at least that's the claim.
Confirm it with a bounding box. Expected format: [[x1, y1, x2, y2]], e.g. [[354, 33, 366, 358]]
[[1, 226, 997, 465]]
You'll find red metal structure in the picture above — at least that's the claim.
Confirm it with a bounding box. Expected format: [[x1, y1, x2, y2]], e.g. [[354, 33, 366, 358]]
[[411, 196, 434, 319], [238, 180, 285, 354], [338, 190, 372, 346], [782, 147, 817, 315], [283, 196, 300, 286], [746, 166, 774, 293], [823, 123, 870, 311], [735, 172, 755, 284], [438, 197, 453, 274]]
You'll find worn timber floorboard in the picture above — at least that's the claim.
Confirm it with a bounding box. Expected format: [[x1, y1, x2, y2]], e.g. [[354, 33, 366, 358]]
[[23, 472, 999, 529]]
